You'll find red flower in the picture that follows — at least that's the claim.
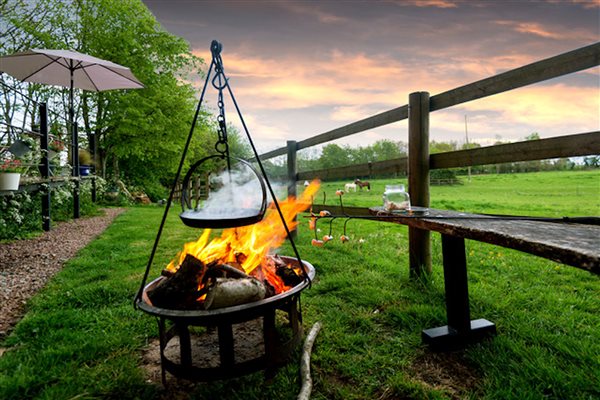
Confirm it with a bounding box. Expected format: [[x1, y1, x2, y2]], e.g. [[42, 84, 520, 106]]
[[49, 139, 65, 152], [0, 158, 23, 173]]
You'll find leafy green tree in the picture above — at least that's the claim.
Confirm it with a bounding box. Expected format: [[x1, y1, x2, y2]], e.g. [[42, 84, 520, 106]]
[[74, 0, 206, 183], [583, 156, 600, 168], [1, 0, 211, 198], [297, 148, 322, 172], [372, 139, 406, 161], [429, 140, 457, 154], [320, 144, 352, 169]]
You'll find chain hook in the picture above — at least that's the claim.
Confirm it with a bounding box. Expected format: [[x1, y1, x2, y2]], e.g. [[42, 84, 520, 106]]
[[211, 40, 223, 71], [210, 40, 230, 161]]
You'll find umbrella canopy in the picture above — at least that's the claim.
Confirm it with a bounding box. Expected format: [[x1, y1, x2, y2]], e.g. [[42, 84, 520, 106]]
[[0, 48, 144, 91], [0, 48, 144, 184]]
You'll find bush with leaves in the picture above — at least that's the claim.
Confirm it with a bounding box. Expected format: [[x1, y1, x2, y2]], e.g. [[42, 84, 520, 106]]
[[0, 191, 41, 240], [0, 178, 103, 241]]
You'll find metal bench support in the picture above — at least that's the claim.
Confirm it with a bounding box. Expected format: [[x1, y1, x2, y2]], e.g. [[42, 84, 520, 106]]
[[422, 234, 496, 350]]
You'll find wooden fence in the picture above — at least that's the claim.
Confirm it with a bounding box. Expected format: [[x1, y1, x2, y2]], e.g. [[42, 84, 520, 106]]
[[172, 175, 210, 204], [257, 41, 600, 277]]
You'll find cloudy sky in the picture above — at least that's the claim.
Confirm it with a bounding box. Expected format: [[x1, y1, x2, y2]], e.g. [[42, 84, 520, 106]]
[[142, 0, 599, 155]]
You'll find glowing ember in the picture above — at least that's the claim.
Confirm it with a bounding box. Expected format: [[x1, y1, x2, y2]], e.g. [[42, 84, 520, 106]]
[[165, 180, 320, 295]]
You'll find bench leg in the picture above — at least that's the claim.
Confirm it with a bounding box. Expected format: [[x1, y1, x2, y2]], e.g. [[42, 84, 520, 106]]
[[422, 234, 496, 350]]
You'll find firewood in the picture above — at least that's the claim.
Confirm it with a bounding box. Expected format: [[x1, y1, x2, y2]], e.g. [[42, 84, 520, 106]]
[[262, 279, 276, 298], [271, 254, 287, 268], [204, 277, 266, 309], [215, 263, 250, 279], [297, 322, 322, 400], [272, 255, 303, 286], [161, 269, 175, 278], [276, 266, 303, 287], [147, 254, 205, 309]]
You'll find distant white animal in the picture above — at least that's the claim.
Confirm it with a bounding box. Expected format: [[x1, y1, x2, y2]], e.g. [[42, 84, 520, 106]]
[[344, 183, 357, 192], [304, 180, 310, 187]]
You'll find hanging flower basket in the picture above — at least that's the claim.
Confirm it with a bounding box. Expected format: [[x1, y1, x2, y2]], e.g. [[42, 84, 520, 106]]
[[0, 172, 21, 191]]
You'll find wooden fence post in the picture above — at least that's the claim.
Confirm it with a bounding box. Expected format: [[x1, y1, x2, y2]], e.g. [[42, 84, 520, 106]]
[[408, 92, 432, 278], [39, 102, 51, 231], [287, 140, 298, 239]]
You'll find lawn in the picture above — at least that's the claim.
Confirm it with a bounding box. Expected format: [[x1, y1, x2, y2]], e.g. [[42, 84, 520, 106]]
[[0, 170, 598, 399]]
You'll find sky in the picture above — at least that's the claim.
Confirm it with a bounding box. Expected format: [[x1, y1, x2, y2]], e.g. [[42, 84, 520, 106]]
[[142, 0, 600, 156]]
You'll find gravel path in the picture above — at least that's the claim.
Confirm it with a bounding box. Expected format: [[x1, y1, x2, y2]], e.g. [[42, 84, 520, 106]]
[[0, 208, 126, 339]]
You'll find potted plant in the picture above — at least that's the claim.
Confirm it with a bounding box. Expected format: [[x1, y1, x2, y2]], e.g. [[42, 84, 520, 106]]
[[48, 138, 65, 159], [0, 157, 25, 190], [78, 149, 93, 176], [48, 122, 66, 159]]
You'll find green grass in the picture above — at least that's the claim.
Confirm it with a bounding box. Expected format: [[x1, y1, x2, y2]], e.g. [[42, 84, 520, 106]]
[[0, 170, 599, 399], [316, 170, 600, 216]]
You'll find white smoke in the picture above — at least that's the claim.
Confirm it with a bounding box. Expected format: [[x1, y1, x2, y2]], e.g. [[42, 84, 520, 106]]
[[182, 164, 265, 219]]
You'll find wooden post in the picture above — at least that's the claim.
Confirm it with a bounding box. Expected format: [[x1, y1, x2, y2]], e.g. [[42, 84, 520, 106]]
[[73, 123, 80, 219], [91, 177, 97, 203], [91, 133, 98, 203], [408, 92, 431, 277], [39, 103, 51, 231], [287, 140, 298, 239]]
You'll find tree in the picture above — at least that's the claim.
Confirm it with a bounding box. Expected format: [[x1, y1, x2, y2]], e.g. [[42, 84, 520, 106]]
[[1, 0, 210, 198], [583, 156, 600, 168], [429, 140, 457, 154], [372, 139, 406, 161], [74, 0, 205, 184], [349, 145, 375, 165], [297, 148, 321, 173], [320, 144, 352, 169]]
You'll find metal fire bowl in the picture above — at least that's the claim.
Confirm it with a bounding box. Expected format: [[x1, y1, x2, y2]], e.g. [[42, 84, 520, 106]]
[[136, 256, 315, 325]]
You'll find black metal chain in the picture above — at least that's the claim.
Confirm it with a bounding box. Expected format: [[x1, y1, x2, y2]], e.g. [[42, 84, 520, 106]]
[[211, 41, 230, 168]]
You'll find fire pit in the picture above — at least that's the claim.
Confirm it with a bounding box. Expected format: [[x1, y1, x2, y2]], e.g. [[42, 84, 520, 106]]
[[135, 40, 318, 384], [137, 256, 315, 383]]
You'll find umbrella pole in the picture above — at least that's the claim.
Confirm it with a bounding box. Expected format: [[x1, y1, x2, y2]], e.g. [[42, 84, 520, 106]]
[[70, 62, 80, 219]]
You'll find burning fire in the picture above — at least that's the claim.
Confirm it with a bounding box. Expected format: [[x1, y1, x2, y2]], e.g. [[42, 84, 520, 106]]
[[166, 180, 320, 293]]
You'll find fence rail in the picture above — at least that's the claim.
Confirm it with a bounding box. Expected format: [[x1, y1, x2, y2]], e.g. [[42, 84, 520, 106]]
[[255, 42, 600, 277], [259, 42, 600, 163], [430, 130, 600, 169], [292, 131, 600, 182]]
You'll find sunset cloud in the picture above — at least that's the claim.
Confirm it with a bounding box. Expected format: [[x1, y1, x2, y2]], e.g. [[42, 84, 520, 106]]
[[191, 49, 415, 109], [396, 0, 458, 8], [190, 46, 598, 147], [429, 82, 600, 145], [279, 1, 349, 23], [494, 20, 597, 42], [147, 0, 599, 152], [550, 0, 600, 9]]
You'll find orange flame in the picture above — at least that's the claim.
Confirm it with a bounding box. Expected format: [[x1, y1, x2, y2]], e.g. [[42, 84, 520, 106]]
[[166, 180, 320, 286]]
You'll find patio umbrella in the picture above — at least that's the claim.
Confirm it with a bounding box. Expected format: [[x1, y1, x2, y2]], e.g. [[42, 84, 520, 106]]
[[0, 48, 144, 167]]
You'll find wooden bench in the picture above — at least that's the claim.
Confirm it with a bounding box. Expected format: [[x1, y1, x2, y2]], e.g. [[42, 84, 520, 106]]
[[311, 204, 600, 350]]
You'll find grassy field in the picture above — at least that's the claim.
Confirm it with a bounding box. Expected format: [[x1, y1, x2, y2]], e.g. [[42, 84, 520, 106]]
[[0, 170, 598, 399], [315, 170, 600, 216]]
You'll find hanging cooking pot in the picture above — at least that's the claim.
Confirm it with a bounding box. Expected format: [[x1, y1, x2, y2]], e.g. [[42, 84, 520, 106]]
[[179, 154, 268, 229]]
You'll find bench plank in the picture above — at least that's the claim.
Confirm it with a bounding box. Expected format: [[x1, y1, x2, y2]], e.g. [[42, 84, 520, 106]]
[[370, 208, 600, 274], [308, 205, 600, 274]]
